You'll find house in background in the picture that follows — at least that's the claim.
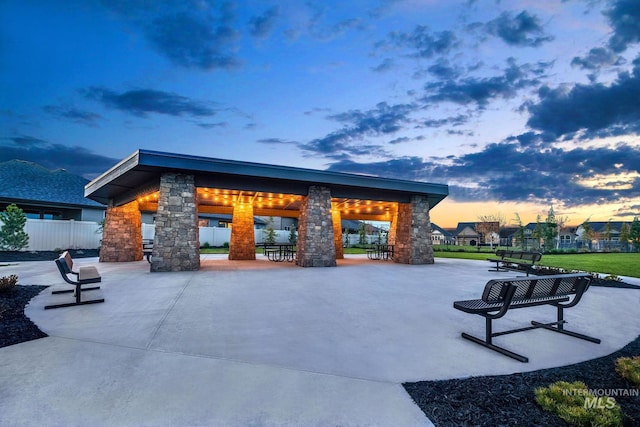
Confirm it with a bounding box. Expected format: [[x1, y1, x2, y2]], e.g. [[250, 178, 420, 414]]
[[0, 159, 105, 221], [430, 223, 454, 245]]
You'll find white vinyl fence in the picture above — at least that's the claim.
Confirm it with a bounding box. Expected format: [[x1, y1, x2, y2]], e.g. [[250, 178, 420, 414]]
[[9, 220, 382, 251], [23, 219, 102, 251]]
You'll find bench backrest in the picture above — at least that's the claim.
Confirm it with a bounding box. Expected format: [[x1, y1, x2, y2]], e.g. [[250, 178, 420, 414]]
[[481, 273, 591, 303], [495, 250, 541, 262], [55, 253, 77, 285]]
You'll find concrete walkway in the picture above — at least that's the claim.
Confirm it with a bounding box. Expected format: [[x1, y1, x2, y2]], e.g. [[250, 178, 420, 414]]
[[1, 255, 639, 426]]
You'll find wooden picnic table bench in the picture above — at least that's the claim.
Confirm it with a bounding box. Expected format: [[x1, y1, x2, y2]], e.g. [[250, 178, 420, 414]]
[[453, 273, 600, 362], [487, 249, 542, 276], [47, 251, 105, 309]]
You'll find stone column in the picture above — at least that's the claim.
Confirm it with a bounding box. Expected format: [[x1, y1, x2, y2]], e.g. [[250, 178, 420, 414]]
[[393, 195, 434, 265], [331, 202, 344, 259], [296, 186, 336, 267], [388, 210, 398, 245], [151, 173, 200, 272], [100, 200, 143, 262], [228, 198, 256, 260]]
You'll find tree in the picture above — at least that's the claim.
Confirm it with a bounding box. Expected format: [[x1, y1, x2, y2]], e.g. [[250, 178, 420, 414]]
[[343, 228, 351, 248], [0, 203, 29, 251], [603, 220, 613, 251], [580, 221, 593, 251], [263, 217, 276, 245], [512, 213, 526, 249], [288, 225, 297, 244], [541, 206, 558, 251], [630, 217, 640, 252], [619, 223, 631, 252], [358, 222, 367, 246], [532, 215, 543, 250], [476, 214, 502, 249]]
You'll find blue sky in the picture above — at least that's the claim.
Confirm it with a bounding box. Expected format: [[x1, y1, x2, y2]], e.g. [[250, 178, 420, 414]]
[[1, 0, 639, 227]]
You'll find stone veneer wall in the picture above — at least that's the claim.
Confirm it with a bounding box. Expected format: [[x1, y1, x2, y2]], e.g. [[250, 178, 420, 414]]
[[228, 201, 256, 260], [331, 202, 344, 259], [296, 186, 336, 267], [393, 195, 434, 265], [387, 211, 398, 245], [100, 200, 143, 262], [151, 173, 200, 272]]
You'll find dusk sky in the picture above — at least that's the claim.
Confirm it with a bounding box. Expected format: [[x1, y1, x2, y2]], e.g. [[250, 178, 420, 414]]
[[2, 0, 639, 227]]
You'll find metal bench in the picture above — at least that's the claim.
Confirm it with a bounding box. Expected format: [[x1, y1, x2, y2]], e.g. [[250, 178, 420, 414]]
[[453, 273, 600, 362], [487, 249, 542, 276], [47, 251, 104, 309], [143, 239, 153, 263]]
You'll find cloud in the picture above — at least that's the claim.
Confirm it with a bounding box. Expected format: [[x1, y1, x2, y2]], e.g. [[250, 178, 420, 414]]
[[378, 25, 459, 59], [526, 68, 640, 138], [84, 87, 217, 118], [571, 47, 625, 71], [0, 136, 118, 179], [256, 137, 298, 145], [325, 140, 640, 207], [102, 1, 241, 70], [248, 6, 279, 39], [298, 102, 417, 159], [484, 10, 554, 47], [42, 105, 103, 126], [422, 58, 550, 107], [605, 0, 640, 53]]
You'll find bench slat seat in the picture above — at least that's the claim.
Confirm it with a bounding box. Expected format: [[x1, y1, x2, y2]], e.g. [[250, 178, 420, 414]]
[[453, 273, 600, 362]]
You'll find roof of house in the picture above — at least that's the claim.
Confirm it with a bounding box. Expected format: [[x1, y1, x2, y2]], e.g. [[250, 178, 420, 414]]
[[0, 160, 104, 208], [455, 222, 478, 234], [430, 223, 453, 236]]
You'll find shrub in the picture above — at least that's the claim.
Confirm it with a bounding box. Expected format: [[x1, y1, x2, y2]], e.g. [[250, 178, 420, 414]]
[[0, 274, 18, 293], [0, 204, 29, 251], [201, 242, 211, 249], [616, 357, 640, 387], [222, 242, 229, 248], [535, 381, 624, 427]]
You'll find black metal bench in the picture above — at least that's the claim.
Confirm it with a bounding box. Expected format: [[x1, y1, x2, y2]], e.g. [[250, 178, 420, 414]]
[[47, 251, 104, 309], [143, 239, 153, 263], [487, 249, 542, 276], [453, 273, 600, 362]]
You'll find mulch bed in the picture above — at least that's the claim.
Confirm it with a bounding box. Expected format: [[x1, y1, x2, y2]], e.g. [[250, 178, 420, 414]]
[[404, 335, 640, 426], [0, 285, 49, 348], [0, 249, 99, 262]]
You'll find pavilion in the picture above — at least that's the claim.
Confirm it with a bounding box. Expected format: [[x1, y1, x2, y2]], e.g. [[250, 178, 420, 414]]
[[85, 149, 448, 271]]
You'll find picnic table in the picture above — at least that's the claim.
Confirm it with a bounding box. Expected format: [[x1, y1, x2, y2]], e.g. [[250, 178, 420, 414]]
[[366, 244, 394, 260], [262, 244, 296, 262]]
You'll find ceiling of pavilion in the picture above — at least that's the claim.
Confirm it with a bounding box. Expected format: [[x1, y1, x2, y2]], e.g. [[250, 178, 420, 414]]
[[136, 187, 398, 221]]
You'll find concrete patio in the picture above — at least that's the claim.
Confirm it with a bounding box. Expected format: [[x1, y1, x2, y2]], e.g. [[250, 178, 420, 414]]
[[1, 255, 639, 426]]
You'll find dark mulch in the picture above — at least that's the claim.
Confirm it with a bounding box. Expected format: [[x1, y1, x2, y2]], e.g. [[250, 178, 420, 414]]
[[404, 335, 640, 426], [0, 285, 49, 348], [0, 249, 99, 262]]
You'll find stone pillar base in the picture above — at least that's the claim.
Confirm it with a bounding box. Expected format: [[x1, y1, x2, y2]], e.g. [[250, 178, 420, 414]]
[[296, 186, 337, 267], [100, 201, 142, 262]]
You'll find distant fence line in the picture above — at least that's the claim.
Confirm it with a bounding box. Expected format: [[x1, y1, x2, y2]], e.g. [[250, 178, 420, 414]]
[[6, 219, 386, 251]]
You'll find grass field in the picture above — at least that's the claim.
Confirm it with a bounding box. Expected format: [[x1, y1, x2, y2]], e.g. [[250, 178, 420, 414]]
[[434, 250, 640, 278], [202, 246, 640, 278]]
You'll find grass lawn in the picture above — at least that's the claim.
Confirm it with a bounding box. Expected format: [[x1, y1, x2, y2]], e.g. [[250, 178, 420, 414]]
[[202, 246, 639, 278], [434, 250, 640, 278]]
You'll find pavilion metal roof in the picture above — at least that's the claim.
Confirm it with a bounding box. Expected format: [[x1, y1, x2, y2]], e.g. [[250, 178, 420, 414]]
[[85, 150, 448, 216]]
